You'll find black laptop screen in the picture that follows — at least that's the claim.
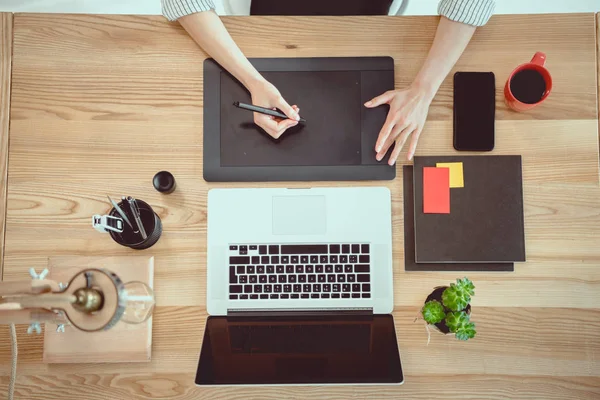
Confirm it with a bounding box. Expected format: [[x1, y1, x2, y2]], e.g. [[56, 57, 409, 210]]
[[219, 70, 363, 167], [195, 315, 403, 385]]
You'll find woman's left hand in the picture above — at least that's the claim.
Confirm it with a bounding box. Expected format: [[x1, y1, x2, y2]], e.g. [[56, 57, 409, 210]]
[[365, 84, 434, 164]]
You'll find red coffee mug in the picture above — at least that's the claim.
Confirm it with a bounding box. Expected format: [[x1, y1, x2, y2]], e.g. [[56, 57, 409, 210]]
[[504, 52, 552, 112]]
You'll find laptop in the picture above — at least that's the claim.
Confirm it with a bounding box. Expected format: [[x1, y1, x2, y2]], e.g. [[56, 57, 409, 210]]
[[197, 187, 403, 385]]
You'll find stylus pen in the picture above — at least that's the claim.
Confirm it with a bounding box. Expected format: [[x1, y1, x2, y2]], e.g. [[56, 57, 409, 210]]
[[233, 101, 306, 123]]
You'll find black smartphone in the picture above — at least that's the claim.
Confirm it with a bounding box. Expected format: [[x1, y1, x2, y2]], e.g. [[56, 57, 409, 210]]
[[453, 72, 495, 151]]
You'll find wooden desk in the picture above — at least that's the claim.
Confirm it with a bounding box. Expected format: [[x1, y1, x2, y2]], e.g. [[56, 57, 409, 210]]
[[0, 13, 12, 280], [1, 13, 599, 399]]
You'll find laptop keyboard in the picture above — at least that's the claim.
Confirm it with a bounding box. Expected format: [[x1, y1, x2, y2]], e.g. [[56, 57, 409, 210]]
[[229, 244, 371, 300]]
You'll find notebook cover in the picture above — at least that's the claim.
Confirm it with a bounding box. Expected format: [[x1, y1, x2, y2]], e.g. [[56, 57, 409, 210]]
[[413, 156, 526, 263], [403, 167, 514, 271]]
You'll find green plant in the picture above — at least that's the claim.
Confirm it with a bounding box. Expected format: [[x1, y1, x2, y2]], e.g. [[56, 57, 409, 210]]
[[420, 277, 477, 341]]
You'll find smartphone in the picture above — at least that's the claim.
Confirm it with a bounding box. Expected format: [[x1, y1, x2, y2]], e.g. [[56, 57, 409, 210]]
[[453, 72, 495, 151]]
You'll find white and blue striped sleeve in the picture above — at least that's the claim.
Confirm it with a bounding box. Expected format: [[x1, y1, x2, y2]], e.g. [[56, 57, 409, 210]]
[[162, 0, 216, 21], [438, 0, 495, 26]]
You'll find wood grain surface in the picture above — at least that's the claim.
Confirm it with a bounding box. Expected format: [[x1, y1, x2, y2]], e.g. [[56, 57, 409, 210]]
[[0, 12, 599, 400], [0, 13, 12, 281]]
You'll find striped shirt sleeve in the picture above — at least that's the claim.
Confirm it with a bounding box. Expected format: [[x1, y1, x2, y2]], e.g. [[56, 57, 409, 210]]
[[438, 0, 495, 26], [162, 0, 216, 21]]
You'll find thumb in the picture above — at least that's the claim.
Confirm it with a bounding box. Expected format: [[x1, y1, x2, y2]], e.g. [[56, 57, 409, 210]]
[[364, 90, 395, 108], [276, 97, 300, 121]]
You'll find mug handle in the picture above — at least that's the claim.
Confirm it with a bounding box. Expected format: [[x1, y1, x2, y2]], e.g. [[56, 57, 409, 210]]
[[530, 52, 546, 67]]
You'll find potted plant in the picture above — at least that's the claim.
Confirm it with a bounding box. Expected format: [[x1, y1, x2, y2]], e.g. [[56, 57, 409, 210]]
[[421, 277, 477, 341]]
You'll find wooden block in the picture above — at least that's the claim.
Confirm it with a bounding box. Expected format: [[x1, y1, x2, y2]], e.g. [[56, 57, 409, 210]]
[[43, 256, 154, 363]]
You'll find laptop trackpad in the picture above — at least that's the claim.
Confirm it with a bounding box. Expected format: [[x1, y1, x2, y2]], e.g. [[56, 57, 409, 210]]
[[272, 195, 326, 235]]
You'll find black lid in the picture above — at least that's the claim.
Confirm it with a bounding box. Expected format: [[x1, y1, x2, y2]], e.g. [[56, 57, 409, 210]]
[[153, 171, 176, 194]]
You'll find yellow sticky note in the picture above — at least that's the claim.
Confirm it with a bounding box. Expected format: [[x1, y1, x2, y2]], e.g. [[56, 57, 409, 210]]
[[436, 162, 464, 188]]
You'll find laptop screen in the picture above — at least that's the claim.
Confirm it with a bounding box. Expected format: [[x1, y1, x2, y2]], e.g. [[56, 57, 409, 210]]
[[195, 314, 403, 385]]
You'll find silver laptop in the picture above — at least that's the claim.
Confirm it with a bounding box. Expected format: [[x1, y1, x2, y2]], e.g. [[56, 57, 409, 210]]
[[197, 187, 403, 385]]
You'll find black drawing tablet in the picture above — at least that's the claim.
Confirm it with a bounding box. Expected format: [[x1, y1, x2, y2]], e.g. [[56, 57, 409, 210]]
[[203, 57, 395, 182]]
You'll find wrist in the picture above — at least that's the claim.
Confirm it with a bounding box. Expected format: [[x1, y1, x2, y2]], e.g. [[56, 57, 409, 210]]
[[244, 75, 267, 93], [410, 78, 438, 102]]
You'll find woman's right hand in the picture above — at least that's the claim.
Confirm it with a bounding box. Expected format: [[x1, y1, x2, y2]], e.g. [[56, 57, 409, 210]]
[[249, 79, 301, 139]]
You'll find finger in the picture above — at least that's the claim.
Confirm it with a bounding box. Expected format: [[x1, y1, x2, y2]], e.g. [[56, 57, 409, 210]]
[[389, 125, 416, 166], [376, 123, 410, 161], [276, 97, 300, 121], [364, 90, 395, 108], [376, 117, 408, 153], [255, 114, 280, 136], [407, 126, 424, 161], [272, 119, 299, 139]]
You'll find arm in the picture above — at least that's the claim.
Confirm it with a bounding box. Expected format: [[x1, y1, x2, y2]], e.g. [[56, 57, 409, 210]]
[[163, 1, 300, 138], [366, 0, 495, 163]]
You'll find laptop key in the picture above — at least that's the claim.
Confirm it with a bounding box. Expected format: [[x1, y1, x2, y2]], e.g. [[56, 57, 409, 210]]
[[254, 285, 263, 293], [229, 271, 237, 284], [301, 294, 309, 299], [291, 255, 299, 263], [313, 284, 321, 292], [340, 255, 348, 263], [286, 265, 294, 273], [316, 265, 324, 273], [310, 255, 318, 263], [257, 265, 265, 274], [230, 295, 238, 299], [268, 245, 279, 254], [247, 265, 255, 274], [333, 284, 341, 292], [291, 294, 300, 299], [342, 293, 350, 298], [274, 284, 282, 293], [355, 264, 370, 273], [303, 284, 311, 292], [308, 275, 316, 283], [322, 293, 330, 298], [236, 266, 245, 274], [301, 256, 309, 263], [359, 255, 370, 263], [347, 274, 355, 282], [352, 284, 360, 292], [329, 274, 338, 283], [349, 255, 357, 263], [342, 284, 351, 292], [318, 274, 326, 282], [362, 293, 371, 298], [326, 264, 333, 273], [267, 265, 274, 274], [361, 244, 369, 253], [362, 284, 371, 292], [269, 275, 277, 283], [296, 265, 304, 273], [284, 284, 291, 292], [320, 256, 328, 263], [259, 276, 267, 283], [352, 244, 360, 253], [260, 294, 268, 299], [249, 245, 257, 250], [281, 294, 289, 299], [357, 274, 370, 282], [330, 244, 340, 254], [299, 275, 306, 283], [261, 256, 270, 264], [293, 284, 301, 292], [230, 285, 242, 293], [264, 285, 272, 293], [251, 294, 259, 299], [240, 294, 248, 299], [306, 265, 314, 273], [342, 244, 350, 254], [329, 255, 338, 263], [276, 265, 284, 274], [278, 275, 287, 283], [244, 285, 253, 293], [337, 275, 346, 283], [240, 245, 248, 255], [249, 275, 257, 283], [311, 294, 319, 299], [288, 275, 297, 283], [332, 293, 340, 298], [282, 244, 328, 254], [345, 265, 352, 273], [259, 245, 267, 255], [230, 245, 238, 251], [271, 256, 279, 264], [239, 275, 247, 284], [252, 256, 260, 264], [282, 256, 289, 263], [352, 293, 360, 298], [323, 284, 331, 292]]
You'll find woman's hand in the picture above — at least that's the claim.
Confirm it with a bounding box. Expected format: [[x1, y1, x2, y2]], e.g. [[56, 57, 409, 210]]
[[365, 85, 434, 164], [249, 79, 301, 139]]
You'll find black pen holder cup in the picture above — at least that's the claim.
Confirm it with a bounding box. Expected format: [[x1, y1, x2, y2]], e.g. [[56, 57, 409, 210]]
[[108, 199, 162, 250]]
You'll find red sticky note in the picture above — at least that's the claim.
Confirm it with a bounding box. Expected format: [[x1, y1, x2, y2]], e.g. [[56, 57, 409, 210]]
[[423, 167, 450, 214]]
